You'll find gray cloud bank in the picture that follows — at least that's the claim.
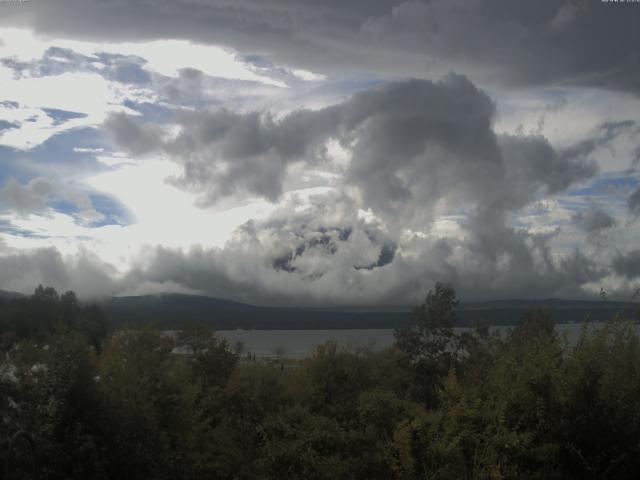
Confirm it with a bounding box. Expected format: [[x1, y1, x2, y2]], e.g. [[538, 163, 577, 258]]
[[2, 0, 639, 93], [105, 75, 604, 225], [0, 177, 101, 220], [629, 187, 640, 217], [572, 207, 616, 235], [2, 75, 636, 304]]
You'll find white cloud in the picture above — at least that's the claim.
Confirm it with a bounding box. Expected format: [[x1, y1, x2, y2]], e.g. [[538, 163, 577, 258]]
[[0, 27, 288, 87], [1, 19, 640, 303], [0, 27, 49, 62], [494, 87, 640, 173], [0, 67, 138, 149], [290, 68, 326, 82], [0, 27, 291, 150]]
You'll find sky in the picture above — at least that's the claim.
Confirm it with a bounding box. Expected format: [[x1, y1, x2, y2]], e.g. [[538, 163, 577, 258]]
[[0, 0, 640, 305]]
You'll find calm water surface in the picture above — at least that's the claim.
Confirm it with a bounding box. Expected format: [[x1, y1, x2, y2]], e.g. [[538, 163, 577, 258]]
[[217, 323, 632, 358]]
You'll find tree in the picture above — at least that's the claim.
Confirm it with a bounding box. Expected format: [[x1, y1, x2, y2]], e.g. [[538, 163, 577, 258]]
[[96, 328, 195, 480], [394, 282, 461, 408], [177, 324, 237, 391]]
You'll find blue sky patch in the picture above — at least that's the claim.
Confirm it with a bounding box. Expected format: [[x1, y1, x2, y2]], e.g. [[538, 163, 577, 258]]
[[88, 193, 133, 227], [123, 100, 176, 123], [42, 108, 88, 126], [568, 175, 639, 198], [0, 120, 18, 131]]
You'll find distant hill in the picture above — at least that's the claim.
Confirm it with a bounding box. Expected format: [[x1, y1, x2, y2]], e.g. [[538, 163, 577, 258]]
[[0, 290, 26, 301], [100, 293, 639, 330], [102, 294, 411, 330], [457, 298, 638, 326]]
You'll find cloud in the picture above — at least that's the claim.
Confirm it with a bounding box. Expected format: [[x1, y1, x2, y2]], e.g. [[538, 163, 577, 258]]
[[0, 67, 132, 149], [105, 100, 338, 202], [0, 119, 19, 132], [0, 185, 618, 305], [108, 188, 609, 305], [629, 186, 640, 217], [2, 1, 639, 93], [4, 70, 632, 304], [0, 177, 102, 220], [571, 207, 616, 234], [119, 227, 604, 306], [612, 249, 640, 280], [0, 177, 52, 215], [0, 244, 117, 298], [106, 74, 604, 227], [99, 74, 633, 304], [103, 112, 165, 157]]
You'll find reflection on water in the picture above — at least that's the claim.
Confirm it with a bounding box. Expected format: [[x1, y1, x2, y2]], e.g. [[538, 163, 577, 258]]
[[217, 323, 637, 359]]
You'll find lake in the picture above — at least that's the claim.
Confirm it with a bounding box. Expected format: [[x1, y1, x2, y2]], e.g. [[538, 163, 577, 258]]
[[217, 323, 634, 358]]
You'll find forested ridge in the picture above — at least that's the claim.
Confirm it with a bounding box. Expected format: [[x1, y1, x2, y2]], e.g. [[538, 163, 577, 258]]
[[1, 283, 640, 479]]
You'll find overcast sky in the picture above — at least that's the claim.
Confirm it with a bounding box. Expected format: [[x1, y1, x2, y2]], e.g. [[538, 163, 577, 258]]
[[0, 0, 639, 305]]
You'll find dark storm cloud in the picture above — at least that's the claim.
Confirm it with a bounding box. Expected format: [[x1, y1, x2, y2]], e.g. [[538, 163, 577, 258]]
[[0, 188, 613, 305], [97, 74, 640, 302], [103, 113, 165, 157], [560, 121, 639, 167], [116, 221, 606, 306], [105, 186, 608, 305], [612, 249, 640, 280], [167, 107, 337, 202], [571, 207, 616, 234], [359, 0, 640, 92], [117, 192, 420, 305], [2, 2, 638, 305], [106, 106, 335, 201], [0, 244, 117, 298], [106, 75, 605, 227], [2, 1, 639, 92], [629, 186, 640, 217]]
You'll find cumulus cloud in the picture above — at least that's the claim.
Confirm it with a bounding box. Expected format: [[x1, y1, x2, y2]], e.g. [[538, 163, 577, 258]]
[[0, 244, 118, 298], [612, 249, 640, 280], [629, 187, 640, 217], [3, 6, 639, 305], [0, 187, 617, 305], [0, 177, 102, 220], [360, 1, 640, 91], [96, 74, 639, 303], [103, 113, 165, 157], [106, 75, 607, 226], [0, 177, 53, 215], [0, 72, 623, 304], [572, 207, 616, 235], [97, 186, 607, 305], [2, 1, 639, 93], [1, 45, 150, 85]]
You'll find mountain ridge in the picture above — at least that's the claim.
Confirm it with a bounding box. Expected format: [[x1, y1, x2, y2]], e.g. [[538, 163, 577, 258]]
[[98, 292, 638, 330]]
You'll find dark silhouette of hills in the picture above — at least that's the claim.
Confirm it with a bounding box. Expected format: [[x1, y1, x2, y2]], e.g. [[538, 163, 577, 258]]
[[102, 294, 412, 330], [0, 289, 26, 301], [99, 293, 639, 330]]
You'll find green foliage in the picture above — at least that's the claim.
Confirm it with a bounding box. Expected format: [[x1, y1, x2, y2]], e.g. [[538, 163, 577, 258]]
[[3, 283, 640, 479], [1, 333, 106, 479], [394, 282, 462, 407], [0, 285, 107, 350], [177, 323, 238, 390], [258, 405, 352, 479], [96, 328, 198, 480]]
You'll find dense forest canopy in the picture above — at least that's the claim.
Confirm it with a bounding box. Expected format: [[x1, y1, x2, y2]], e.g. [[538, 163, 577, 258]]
[[1, 283, 640, 479]]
